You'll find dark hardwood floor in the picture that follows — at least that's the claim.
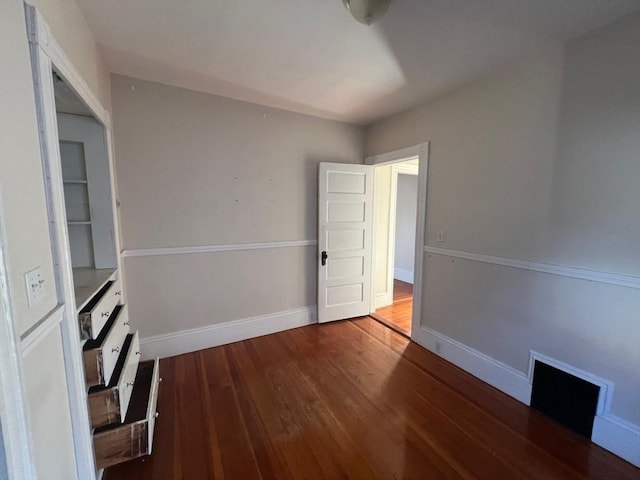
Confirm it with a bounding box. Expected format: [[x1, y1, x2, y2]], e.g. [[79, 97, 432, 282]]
[[375, 279, 413, 335], [105, 317, 638, 480]]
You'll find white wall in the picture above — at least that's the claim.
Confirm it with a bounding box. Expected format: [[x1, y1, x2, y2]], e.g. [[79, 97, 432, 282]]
[[366, 12, 640, 429], [111, 75, 364, 339], [394, 174, 417, 283]]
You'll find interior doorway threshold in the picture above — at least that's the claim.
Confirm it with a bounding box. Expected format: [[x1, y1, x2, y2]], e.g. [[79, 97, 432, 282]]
[[370, 313, 410, 339]]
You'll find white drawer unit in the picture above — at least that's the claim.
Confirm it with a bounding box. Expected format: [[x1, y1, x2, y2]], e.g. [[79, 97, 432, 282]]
[[83, 304, 130, 387], [78, 277, 123, 340], [87, 332, 141, 428], [78, 272, 160, 469], [93, 359, 161, 469]]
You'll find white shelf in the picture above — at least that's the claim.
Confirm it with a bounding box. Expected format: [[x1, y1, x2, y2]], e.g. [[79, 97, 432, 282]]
[[68, 221, 91, 225], [63, 179, 88, 184], [73, 267, 117, 312]]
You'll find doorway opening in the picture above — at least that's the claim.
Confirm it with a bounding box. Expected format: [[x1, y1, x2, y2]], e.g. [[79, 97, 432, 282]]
[[316, 143, 427, 334], [370, 158, 419, 336]]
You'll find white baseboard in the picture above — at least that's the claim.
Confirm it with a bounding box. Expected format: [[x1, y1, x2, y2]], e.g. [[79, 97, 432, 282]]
[[375, 292, 393, 309], [140, 306, 316, 359], [592, 414, 640, 467], [413, 325, 532, 405], [413, 325, 640, 467], [394, 268, 414, 284]]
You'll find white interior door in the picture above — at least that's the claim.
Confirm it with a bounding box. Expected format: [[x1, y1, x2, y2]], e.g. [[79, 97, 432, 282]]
[[318, 163, 374, 323]]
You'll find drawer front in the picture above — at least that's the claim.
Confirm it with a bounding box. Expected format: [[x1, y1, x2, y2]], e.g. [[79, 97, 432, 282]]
[[83, 305, 130, 387], [117, 331, 141, 422], [80, 281, 119, 340], [147, 358, 161, 453], [93, 359, 159, 469], [101, 305, 130, 385], [88, 385, 120, 428], [87, 331, 137, 428], [111, 277, 124, 305], [94, 421, 148, 470]]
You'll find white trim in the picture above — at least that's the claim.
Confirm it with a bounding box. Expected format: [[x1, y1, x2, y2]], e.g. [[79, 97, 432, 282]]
[[20, 306, 64, 357], [27, 6, 103, 478], [139, 306, 317, 360], [375, 292, 392, 309], [393, 268, 414, 284], [411, 145, 428, 339], [395, 163, 419, 176], [365, 144, 424, 166], [412, 325, 532, 405], [385, 165, 399, 308], [27, 7, 109, 128], [528, 351, 613, 416], [592, 414, 640, 467], [424, 246, 640, 289], [122, 240, 317, 258]]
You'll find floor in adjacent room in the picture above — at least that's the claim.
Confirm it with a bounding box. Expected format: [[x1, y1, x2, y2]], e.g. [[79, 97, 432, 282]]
[[374, 279, 413, 336], [105, 317, 638, 480]]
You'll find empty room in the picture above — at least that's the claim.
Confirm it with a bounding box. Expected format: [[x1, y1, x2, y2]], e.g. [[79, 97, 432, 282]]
[[1, 0, 639, 479]]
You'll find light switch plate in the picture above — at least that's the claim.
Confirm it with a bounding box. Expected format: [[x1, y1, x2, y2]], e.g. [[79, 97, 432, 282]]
[[25, 267, 45, 307]]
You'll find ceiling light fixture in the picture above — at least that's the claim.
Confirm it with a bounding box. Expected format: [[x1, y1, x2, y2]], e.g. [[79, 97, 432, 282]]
[[343, 0, 393, 26]]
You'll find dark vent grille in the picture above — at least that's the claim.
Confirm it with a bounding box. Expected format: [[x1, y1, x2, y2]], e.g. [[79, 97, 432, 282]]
[[530, 360, 600, 438]]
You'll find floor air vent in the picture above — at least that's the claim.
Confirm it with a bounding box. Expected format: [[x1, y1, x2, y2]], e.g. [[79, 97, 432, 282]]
[[530, 360, 600, 438]]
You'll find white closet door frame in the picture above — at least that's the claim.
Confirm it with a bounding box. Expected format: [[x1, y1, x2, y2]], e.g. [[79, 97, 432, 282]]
[[26, 5, 123, 478]]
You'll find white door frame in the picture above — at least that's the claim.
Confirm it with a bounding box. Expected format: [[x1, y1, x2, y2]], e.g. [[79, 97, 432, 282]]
[[390, 163, 419, 287], [365, 143, 429, 338], [372, 161, 420, 310], [25, 5, 122, 478]]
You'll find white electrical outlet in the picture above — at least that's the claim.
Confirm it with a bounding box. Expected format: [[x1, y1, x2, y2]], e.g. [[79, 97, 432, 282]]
[[436, 230, 445, 242], [25, 267, 45, 306]]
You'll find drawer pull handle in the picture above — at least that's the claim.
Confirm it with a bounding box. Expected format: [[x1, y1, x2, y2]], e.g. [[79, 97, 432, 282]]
[[111, 347, 120, 353], [123, 321, 130, 326], [101, 311, 110, 318], [115, 291, 122, 296], [154, 412, 159, 418], [127, 381, 135, 387], [159, 377, 163, 383]]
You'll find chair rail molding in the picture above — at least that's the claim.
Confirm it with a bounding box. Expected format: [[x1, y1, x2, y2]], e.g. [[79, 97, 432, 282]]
[[424, 246, 640, 289], [122, 240, 318, 258]]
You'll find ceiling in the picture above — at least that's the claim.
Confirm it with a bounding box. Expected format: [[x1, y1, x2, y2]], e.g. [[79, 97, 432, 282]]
[[77, 0, 640, 125]]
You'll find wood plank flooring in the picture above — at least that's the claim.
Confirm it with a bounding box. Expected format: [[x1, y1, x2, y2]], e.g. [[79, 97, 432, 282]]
[[375, 279, 413, 335], [105, 317, 639, 480]]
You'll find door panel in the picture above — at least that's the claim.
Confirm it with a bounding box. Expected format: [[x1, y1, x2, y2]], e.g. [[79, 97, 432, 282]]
[[327, 229, 365, 251], [318, 163, 373, 323], [327, 202, 365, 222], [327, 257, 364, 279]]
